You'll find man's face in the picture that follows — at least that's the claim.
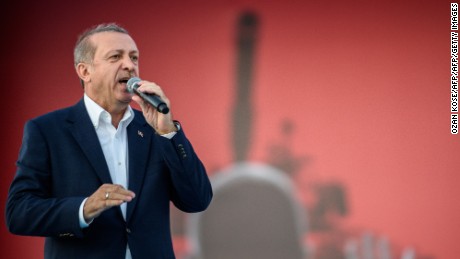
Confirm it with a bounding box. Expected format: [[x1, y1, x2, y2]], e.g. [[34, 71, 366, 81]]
[[85, 31, 139, 110]]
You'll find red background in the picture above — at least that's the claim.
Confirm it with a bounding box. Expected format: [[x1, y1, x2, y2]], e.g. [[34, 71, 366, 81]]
[[1, 0, 458, 258]]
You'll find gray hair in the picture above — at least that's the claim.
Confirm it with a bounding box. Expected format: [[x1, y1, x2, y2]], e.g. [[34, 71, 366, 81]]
[[73, 23, 129, 67]]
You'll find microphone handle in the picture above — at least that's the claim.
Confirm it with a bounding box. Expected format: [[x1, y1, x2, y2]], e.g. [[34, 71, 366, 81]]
[[134, 88, 170, 114]]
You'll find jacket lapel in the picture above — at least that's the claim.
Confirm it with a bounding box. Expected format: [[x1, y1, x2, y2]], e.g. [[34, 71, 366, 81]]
[[66, 99, 113, 185], [126, 112, 152, 222]]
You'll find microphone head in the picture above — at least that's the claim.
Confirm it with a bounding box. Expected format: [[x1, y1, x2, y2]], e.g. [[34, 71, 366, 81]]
[[127, 77, 141, 93]]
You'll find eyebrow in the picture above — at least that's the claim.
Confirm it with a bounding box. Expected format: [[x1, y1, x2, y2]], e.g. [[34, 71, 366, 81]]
[[104, 49, 139, 56]]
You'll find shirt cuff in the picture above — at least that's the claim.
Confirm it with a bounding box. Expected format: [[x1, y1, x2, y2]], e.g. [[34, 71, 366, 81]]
[[79, 198, 93, 228], [160, 122, 180, 139], [160, 131, 177, 139]]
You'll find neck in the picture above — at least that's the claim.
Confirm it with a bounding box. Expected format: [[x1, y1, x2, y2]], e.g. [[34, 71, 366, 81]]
[[110, 111, 125, 128], [85, 93, 128, 128]]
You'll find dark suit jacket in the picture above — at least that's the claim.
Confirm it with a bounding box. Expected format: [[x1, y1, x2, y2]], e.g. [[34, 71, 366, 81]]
[[5, 99, 213, 259]]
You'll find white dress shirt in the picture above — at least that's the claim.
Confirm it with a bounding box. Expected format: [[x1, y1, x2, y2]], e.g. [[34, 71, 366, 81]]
[[82, 94, 134, 218]]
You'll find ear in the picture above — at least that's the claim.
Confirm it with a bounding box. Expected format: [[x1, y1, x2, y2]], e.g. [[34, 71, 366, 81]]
[[75, 63, 91, 85]]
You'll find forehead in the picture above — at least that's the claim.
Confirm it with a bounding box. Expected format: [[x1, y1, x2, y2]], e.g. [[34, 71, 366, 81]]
[[90, 31, 138, 55]]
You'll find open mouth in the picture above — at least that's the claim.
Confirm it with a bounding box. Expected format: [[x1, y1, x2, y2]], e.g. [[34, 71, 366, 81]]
[[118, 77, 132, 93], [118, 78, 129, 85]]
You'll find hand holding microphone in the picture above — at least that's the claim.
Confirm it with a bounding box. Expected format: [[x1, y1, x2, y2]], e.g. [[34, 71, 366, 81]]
[[127, 77, 177, 135], [127, 77, 170, 114]]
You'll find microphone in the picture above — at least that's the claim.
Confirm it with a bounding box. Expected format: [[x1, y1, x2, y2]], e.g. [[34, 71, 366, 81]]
[[127, 77, 170, 114]]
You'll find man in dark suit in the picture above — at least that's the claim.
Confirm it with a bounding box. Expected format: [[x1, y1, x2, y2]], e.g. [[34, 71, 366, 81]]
[[5, 23, 212, 259]]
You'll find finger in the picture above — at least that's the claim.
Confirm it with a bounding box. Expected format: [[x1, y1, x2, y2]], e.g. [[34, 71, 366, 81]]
[[137, 82, 169, 104], [137, 81, 162, 94], [103, 198, 125, 209], [131, 95, 149, 110], [103, 191, 135, 202], [104, 185, 135, 200], [132, 95, 158, 117]]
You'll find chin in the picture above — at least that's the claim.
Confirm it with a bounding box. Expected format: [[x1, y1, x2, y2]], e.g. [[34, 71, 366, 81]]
[[119, 91, 133, 102], [116, 97, 132, 106], [121, 97, 133, 104]]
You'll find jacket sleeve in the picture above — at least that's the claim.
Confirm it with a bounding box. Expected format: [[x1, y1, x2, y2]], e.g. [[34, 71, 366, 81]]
[[5, 120, 85, 238], [155, 124, 213, 213]]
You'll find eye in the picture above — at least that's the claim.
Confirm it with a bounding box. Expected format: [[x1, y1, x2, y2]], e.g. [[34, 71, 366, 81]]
[[109, 54, 121, 61], [131, 56, 139, 62]]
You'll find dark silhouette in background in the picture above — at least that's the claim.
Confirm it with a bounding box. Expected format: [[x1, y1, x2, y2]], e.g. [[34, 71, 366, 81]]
[[187, 12, 307, 259], [232, 11, 258, 162]]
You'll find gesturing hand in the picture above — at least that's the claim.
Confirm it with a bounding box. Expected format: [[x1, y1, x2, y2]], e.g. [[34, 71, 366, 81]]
[[83, 184, 135, 223]]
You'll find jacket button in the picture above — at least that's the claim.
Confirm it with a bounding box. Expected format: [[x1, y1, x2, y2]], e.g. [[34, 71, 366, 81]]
[[126, 228, 131, 234]]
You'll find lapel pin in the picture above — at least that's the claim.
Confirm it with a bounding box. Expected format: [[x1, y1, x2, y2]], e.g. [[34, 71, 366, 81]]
[[138, 130, 144, 138]]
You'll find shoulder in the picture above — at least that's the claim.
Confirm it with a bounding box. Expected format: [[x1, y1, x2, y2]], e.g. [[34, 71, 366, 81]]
[[27, 99, 85, 127]]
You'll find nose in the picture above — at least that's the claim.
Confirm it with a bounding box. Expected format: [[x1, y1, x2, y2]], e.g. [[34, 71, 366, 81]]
[[122, 55, 137, 72]]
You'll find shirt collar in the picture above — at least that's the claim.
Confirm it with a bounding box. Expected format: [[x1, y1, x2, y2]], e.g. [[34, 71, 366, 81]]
[[84, 94, 134, 129]]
